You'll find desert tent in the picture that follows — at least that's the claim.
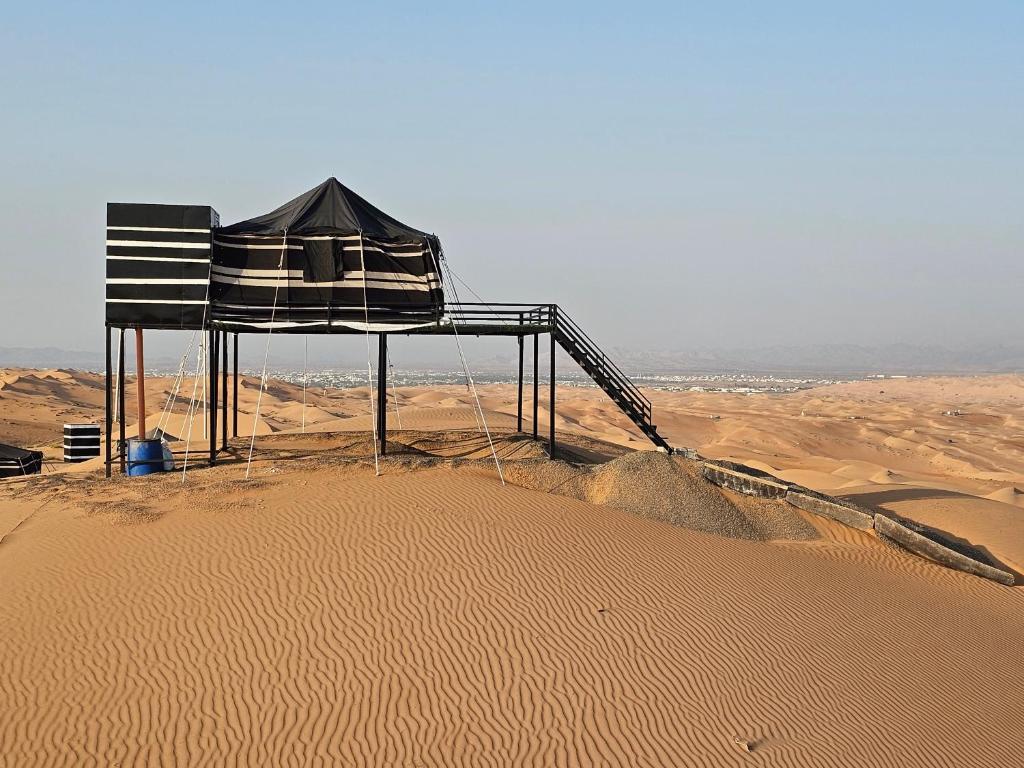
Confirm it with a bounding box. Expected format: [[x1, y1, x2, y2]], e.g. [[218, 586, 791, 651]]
[[0, 443, 43, 478], [209, 178, 444, 331]]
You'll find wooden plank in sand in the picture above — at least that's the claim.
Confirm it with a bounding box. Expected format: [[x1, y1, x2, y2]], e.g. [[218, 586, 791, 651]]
[[702, 463, 789, 499], [787, 492, 875, 531], [874, 514, 1016, 586]]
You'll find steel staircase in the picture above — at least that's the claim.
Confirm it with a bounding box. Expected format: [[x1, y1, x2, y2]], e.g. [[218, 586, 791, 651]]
[[418, 302, 674, 453], [550, 306, 673, 453]]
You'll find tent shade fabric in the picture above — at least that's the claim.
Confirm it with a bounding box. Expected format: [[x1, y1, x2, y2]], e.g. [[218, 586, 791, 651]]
[[210, 179, 444, 330], [0, 443, 43, 478], [302, 240, 341, 283], [106, 203, 218, 329]]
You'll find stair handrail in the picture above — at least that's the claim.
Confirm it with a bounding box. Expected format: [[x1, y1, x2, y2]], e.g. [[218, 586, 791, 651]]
[[556, 326, 650, 419], [555, 309, 644, 393], [551, 305, 652, 421]]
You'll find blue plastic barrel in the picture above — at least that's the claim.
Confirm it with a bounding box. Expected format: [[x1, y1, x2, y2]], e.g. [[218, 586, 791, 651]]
[[126, 438, 167, 477]]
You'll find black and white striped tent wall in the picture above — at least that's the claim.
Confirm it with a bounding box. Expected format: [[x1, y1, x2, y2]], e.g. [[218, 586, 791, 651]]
[[209, 233, 443, 330], [106, 203, 219, 329], [0, 444, 43, 478], [63, 424, 101, 463], [208, 178, 445, 331]]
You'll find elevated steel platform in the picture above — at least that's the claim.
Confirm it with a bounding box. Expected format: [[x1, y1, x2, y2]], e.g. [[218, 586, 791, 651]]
[[103, 303, 672, 478]]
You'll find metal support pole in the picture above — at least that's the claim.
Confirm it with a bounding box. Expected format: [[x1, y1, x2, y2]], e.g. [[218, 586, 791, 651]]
[[118, 329, 126, 474], [104, 326, 112, 478], [549, 312, 556, 459], [232, 333, 239, 438], [209, 328, 217, 466], [377, 334, 388, 456], [134, 327, 146, 439], [532, 333, 539, 439], [221, 329, 228, 451], [517, 334, 524, 432]]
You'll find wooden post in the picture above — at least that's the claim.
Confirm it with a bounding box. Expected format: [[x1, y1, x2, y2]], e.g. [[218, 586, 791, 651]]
[[104, 326, 112, 478], [232, 333, 239, 438], [134, 327, 147, 439], [377, 334, 388, 456], [517, 334, 524, 432], [118, 329, 126, 474], [532, 333, 539, 439], [549, 309, 556, 459], [209, 328, 217, 465], [221, 329, 228, 451]]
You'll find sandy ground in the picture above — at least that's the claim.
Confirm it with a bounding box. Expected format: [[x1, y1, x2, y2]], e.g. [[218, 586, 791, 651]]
[[1, 368, 1023, 765]]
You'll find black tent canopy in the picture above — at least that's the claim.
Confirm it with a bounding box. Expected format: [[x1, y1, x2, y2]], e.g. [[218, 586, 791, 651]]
[[0, 443, 43, 478], [210, 178, 445, 331]]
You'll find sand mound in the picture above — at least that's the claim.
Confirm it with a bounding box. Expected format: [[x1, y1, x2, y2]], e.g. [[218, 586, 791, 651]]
[[987, 486, 1024, 507], [504, 451, 818, 541]]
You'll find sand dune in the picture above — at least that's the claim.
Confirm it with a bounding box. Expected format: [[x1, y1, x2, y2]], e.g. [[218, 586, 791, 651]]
[[2, 449, 1022, 765], [2, 368, 1023, 764], [3, 368, 1021, 567]]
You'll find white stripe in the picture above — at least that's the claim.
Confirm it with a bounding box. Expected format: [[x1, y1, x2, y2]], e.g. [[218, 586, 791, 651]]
[[210, 265, 438, 282], [216, 319, 436, 332], [106, 279, 209, 285], [107, 240, 210, 249], [214, 240, 302, 250], [107, 255, 210, 263], [210, 275, 435, 291], [216, 234, 419, 243], [215, 302, 437, 313], [105, 299, 209, 304], [213, 238, 425, 256], [218, 234, 360, 241], [107, 226, 210, 233]]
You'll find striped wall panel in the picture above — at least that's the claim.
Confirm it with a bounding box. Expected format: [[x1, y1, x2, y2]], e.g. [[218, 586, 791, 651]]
[[106, 203, 219, 329], [0, 454, 43, 478], [209, 234, 444, 329], [63, 424, 100, 463]]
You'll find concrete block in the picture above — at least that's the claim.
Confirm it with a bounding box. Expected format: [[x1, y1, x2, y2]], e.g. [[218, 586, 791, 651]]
[[702, 463, 789, 499], [874, 514, 1015, 586], [786, 492, 875, 530]]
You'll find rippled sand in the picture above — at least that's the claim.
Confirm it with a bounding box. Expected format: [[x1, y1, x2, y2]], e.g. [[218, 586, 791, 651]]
[[1, 369, 1022, 765]]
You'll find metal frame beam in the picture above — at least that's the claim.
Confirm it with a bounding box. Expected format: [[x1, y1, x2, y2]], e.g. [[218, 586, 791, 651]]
[[118, 329, 126, 474], [208, 328, 218, 465], [549, 320, 556, 459], [232, 333, 239, 438], [377, 334, 388, 456], [516, 334, 524, 432], [221, 329, 228, 451], [104, 326, 112, 478], [532, 334, 539, 439]]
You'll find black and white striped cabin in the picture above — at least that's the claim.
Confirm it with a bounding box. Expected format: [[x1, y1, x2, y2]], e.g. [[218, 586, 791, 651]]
[[106, 203, 219, 329], [63, 424, 101, 463]]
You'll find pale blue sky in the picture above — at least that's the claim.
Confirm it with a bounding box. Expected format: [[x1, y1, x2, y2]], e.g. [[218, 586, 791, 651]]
[[0, 2, 1020, 359]]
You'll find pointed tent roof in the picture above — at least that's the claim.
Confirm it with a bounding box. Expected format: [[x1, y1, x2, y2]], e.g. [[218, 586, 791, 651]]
[[218, 177, 438, 245]]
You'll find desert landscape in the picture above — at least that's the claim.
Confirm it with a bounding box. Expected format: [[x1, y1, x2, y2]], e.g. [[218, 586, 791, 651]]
[[1, 367, 1022, 765]]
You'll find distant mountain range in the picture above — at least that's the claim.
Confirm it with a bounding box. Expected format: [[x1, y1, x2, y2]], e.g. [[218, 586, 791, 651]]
[[2, 343, 1021, 377], [604, 343, 1024, 376]]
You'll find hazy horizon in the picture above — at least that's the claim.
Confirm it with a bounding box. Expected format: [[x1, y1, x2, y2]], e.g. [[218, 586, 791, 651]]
[[1, 3, 1020, 360]]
